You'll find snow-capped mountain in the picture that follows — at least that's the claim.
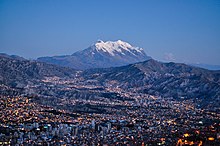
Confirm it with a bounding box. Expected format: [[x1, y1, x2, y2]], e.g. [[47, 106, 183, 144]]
[[38, 40, 151, 70], [92, 40, 145, 56]]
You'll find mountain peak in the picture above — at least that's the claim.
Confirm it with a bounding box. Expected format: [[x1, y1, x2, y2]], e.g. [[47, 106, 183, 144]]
[[92, 40, 144, 56], [115, 40, 132, 47], [94, 39, 132, 47], [96, 39, 104, 43]]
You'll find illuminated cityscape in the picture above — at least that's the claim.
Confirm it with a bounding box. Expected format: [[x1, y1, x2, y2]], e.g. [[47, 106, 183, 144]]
[[1, 0, 220, 145]]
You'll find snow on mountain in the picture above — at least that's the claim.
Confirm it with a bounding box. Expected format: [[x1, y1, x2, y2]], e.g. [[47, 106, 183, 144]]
[[93, 40, 144, 56], [38, 40, 151, 70]]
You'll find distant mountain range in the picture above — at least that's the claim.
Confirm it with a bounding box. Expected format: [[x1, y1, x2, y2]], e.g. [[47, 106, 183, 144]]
[[37, 40, 151, 70], [0, 53, 26, 61], [37, 40, 220, 71], [189, 63, 220, 71]]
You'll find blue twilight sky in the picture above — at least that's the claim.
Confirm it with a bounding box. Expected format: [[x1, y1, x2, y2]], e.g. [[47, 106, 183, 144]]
[[0, 0, 220, 65]]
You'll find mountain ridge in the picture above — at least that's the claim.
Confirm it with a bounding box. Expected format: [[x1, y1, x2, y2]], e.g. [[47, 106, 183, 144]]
[[0, 55, 76, 88], [83, 59, 220, 103]]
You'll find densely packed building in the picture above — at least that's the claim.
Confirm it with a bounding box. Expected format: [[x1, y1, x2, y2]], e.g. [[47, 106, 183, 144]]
[[0, 95, 219, 145]]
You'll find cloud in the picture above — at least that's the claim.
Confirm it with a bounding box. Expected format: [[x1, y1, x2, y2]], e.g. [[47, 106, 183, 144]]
[[164, 53, 175, 61]]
